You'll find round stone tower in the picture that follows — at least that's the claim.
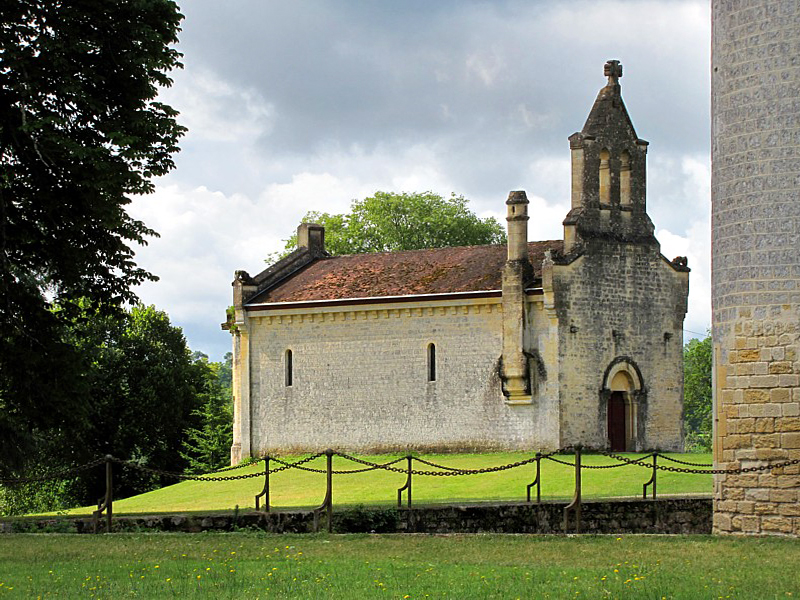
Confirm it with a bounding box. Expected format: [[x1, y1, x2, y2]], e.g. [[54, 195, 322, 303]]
[[712, 1, 800, 535]]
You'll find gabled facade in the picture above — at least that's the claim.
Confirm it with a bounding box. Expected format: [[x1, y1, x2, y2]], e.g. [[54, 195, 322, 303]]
[[226, 61, 689, 463]]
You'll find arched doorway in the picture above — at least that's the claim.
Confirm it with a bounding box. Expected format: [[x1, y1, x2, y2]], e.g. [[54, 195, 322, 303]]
[[602, 359, 645, 452]]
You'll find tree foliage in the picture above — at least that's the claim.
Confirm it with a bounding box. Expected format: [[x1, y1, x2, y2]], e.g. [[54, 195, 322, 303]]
[[279, 191, 506, 257], [74, 306, 203, 479], [1, 305, 207, 514], [0, 0, 185, 471], [181, 353, 233, 474], [684, 334, 712, 446]]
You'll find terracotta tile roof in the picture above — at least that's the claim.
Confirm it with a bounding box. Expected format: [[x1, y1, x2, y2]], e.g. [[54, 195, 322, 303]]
[[247, 240, 563, 305]]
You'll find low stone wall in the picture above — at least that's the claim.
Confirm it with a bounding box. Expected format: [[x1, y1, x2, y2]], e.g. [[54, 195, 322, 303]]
[[2, 497, 711, 535], [400, 497, 711, 534]]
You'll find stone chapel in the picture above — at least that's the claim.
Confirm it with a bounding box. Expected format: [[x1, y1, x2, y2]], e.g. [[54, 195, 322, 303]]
[[225, 61, 690, 464]]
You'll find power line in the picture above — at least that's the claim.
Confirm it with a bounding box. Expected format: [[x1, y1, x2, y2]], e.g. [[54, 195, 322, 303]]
[[683, 328, 709, 337]]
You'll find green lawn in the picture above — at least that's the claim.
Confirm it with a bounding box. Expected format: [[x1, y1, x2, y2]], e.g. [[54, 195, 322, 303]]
[[0, 532, 797, 598], [59, 452, 712, 515]]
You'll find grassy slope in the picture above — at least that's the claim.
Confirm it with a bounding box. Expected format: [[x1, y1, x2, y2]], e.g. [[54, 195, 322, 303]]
[[61, 452, 712, 515], [0, 533, 798, 598]]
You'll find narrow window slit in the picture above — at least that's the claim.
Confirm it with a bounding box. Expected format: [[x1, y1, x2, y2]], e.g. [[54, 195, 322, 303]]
[[285, 349, 293, 387], [427, 343, 436, 382]]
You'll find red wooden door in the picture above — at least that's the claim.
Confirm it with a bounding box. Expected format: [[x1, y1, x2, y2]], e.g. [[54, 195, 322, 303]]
[[607, 392, 626, 452]]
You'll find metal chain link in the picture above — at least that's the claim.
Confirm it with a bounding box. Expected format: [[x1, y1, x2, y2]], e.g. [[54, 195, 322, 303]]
[[0, 457, 108, 485], [409, 448, 569, 474], [330, 456, 406, 474], [268, 453, 329, 474], [603, 452, 800, 475], [336, 452, 558, 477], [112, 458, 267, 481], [266, 464, 292, 475], [545, 453, 655, 469], [411, 457, 467, 471], [336, 453, 448, 476], [544, 456, 576, 467], [210, 458, 265, 473], [270, 454, 406, 475], [657, 454, 714, 467], [597, 450, 714, 467], [247, 453, 327, 476]]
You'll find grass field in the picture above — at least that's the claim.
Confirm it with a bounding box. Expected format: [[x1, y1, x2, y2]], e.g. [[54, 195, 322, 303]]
[[0, 532, 798, 598], [57, 452, 712, 515]]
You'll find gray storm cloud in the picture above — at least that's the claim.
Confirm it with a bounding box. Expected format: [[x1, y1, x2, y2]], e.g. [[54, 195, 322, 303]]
[[140, 0, 710, 357], [175, 0, 709, 205]]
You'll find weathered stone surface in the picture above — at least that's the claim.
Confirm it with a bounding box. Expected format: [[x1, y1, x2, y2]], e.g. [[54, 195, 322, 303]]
[[0, 498, 712, 535], [712, 0, 800, 536]]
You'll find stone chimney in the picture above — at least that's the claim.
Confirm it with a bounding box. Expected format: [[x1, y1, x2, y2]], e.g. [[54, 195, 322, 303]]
[[506, 191, 529, 262], [501, 191, 533, 404], [297, 223, 326, 256]]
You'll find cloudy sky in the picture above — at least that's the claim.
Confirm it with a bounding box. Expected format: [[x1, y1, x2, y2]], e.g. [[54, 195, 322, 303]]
[[129, 0, 712, 360]]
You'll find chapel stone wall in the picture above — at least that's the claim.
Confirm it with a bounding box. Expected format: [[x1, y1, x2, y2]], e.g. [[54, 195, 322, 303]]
[[245, 297, 561, 455], [712, 0, 800, 535], [551, 243, 687, 451]]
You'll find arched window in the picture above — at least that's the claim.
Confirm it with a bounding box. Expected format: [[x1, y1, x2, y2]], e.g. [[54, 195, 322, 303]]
[[285, 349, 293, 387], [427, 343, 436, 382], [599, 148, 610, 203], [620, 151, 631, 204]]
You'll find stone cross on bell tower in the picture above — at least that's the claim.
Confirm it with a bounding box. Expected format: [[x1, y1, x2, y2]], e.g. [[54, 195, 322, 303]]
[[604, 60, 622, 85]]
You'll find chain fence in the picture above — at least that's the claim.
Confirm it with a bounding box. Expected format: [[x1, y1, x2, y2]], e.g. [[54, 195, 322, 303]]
[[0, 457, 107, 485], [3, 446, 798, 534]]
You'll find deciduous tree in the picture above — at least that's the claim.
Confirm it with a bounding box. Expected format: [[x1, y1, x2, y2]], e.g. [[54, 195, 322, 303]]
[[0, 0, 185, 471], [277, 191, 506, 258], [1, 305, 206, 514], [683, 334, 712, 449], [181, 353, 233, 474]]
